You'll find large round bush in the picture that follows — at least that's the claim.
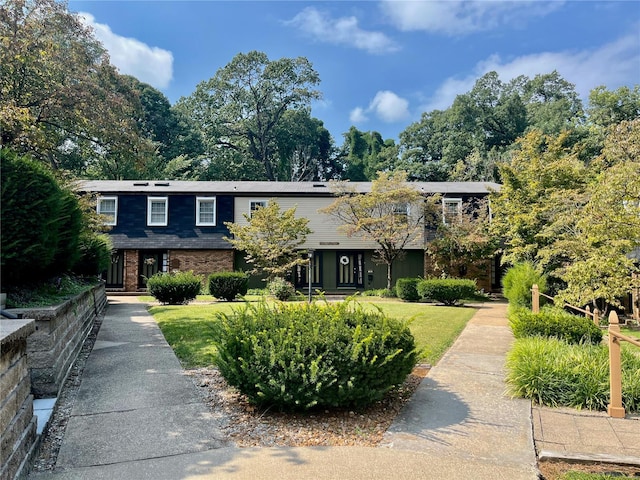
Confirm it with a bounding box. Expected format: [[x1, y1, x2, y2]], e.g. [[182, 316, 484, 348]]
[[208, 271, 249, 301], [147, 271, 202, 304], [212, 300, 417, 410]]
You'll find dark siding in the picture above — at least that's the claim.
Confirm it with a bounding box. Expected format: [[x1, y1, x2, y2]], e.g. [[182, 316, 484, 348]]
[[108, 194, 233, 249]]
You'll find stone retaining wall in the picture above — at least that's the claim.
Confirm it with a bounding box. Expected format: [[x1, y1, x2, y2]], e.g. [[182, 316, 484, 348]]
[[7, 283, 107, 398], [0, 319, 37, 480]]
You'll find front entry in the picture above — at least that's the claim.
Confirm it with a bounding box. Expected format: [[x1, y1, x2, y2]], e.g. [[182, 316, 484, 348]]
[[139, 250, 168, 288], [337, 252, 365, 289]]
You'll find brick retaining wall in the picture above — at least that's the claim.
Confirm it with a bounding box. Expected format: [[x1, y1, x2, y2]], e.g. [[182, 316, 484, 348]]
[[6, 283, 107, 398], [0, 319, 37, 480]]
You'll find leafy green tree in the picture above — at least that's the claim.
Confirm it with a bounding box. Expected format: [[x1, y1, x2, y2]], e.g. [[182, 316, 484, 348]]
[[425, 198, 498, 278], [0, 0, 155, 177], [489, 130, 588, 270], [521, 71, 584, 135], [587, 85, 640, 128], [178, 51, 321, 181], [224, 201, 311, 280], [273, 109, 339, 181], [320, 171, 439, 289], [339, 127, 398, 181]]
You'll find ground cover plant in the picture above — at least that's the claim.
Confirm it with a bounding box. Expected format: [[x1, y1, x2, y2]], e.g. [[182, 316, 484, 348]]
[[5, 275, 101, 308], [149, 297, 477, 369]]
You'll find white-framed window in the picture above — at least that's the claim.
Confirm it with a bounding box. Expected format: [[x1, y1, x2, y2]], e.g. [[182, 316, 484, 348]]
[[97, 196, 118, 226], [147, 197, 168, 226], [392, 203, 410, 216], [250, 200, 268, 216], [196, 196, 216, 226], [442, 198, 462, 225]]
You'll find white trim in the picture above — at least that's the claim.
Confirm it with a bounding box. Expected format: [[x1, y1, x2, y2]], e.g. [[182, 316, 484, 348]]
[[97, 196, 118, 226], [442, 198, 462, 225], [196, 196, 217, 226], [147, 197, 168, 226]]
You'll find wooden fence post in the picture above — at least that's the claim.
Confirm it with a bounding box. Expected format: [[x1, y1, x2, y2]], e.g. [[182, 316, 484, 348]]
[[607, 311, 626, 418], [593, 308, 600, 326], [532, 284, 539, 313]]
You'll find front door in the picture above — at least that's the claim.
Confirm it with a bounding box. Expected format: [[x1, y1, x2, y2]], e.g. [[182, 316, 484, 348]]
[[337, 252, 364, 288], [105, 250, 124, 288], [139, 251, 168, 288], [295, 252, 323, 289]]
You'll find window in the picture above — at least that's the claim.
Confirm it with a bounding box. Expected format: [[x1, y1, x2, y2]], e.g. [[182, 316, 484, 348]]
[[196, 197, 216, 226], [250, 200, 268, 216], [442, 198, 462, 225], [97, 196, 117, 225], [392, 203, 410, 216], [147, 197, 168, 226]]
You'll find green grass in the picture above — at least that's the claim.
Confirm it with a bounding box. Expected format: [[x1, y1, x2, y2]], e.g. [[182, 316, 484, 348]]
[[147, 297, 478, 368], [559, 472, 636, 480]]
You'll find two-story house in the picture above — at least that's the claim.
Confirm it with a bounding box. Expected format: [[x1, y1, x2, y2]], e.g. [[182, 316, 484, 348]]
[[79, 180, 500, 293]]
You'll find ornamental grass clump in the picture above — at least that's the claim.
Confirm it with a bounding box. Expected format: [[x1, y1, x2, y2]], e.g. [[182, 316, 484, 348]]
[[146, 271, 202, 305], [212, 299, 417, 411], [506, 337, 640, 412]]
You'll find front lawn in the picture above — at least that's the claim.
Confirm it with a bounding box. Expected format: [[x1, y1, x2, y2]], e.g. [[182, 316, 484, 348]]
[[147, 297, 478, 369]]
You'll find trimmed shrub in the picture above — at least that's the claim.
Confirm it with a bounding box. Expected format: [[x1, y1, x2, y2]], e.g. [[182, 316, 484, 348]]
[[147, 271, 202, 305], [1, 149, 84, 284], [502, 262, 547, 308], [362, 288, 397, 298], [506, 337, 640, 412], [74, 234, 113, 276], [268, 277, 295, 301], [509, 306, 603, 345], [417, 278, 478, 306], [208, 272, 249, 301], [212, 300, 417, 410], [396, 278, 421, 302]]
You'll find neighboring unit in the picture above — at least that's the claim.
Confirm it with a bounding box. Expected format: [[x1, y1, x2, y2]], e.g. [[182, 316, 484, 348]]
[[80, 180, 500, 293]]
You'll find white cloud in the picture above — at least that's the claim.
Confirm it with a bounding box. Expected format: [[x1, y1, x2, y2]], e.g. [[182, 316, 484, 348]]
[[78, 12, 173, 89], [351, 90, 410, 124], [423, 33, 640, 111], [380, 0, 562, 36], [350, 107, 369, 123], [286, 7, 399, 54]]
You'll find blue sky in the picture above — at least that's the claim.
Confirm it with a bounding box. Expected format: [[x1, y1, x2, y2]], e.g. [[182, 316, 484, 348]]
[[68, 1, 640, 144]]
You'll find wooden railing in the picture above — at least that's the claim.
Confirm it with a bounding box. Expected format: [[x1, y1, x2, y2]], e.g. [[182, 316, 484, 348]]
[[531, 284, 600, 324], [530, 284, 640, 418], [607, 311, 640, 418]]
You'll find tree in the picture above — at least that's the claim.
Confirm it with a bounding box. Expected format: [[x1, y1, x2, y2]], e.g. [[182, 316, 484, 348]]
[[552, 120, 640, 309], [178, 51, 321, 181], [587, 85, 640, 128], [339, 127, 398, 181], [0, 0, 155, 177], [224, 201, 311, 280], [320, 171, 439, 289], [273, 109, 339, 181], [425, 198, 498, 278]]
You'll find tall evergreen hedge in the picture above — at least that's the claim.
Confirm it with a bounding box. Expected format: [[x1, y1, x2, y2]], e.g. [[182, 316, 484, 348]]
[[1, 149, 84, 284]]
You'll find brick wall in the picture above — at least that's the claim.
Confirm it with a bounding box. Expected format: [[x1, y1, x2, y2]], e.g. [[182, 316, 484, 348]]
[[169, 250, 234, 279], [7, 284, 107, 398], [1, 319, 37, 480], [124, 249, 139, 291]]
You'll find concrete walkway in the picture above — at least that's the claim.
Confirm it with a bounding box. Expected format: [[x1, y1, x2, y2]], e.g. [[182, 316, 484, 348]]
[[25, 299, 551, 479]]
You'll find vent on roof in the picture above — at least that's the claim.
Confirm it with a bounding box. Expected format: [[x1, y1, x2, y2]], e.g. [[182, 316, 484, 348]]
[[313, 183, 326, 188], [154, 182, 170, 186], [133, 182, 149, 186]]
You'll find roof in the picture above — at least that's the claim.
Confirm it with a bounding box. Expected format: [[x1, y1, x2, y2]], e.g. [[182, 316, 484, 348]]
[[108, 233, 232, 250], [78, 180, 501, 196]]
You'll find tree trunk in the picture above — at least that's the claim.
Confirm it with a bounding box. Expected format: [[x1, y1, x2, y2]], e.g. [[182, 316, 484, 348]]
[[386, 261, 393, 290]]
